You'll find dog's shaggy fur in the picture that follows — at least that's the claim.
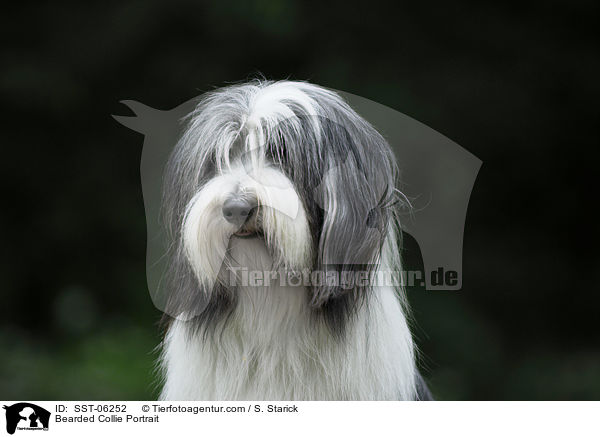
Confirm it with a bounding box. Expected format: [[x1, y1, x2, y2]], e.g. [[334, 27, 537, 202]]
[[158, 80, 431, 400]]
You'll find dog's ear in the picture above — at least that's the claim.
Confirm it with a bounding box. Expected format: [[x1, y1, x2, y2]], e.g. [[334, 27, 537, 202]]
[[310, 119, 396, 307]]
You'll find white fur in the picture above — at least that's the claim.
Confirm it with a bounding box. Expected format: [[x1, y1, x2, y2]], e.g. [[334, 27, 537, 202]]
[[160, 236, 416, 400], [182, 163, 311, 293]]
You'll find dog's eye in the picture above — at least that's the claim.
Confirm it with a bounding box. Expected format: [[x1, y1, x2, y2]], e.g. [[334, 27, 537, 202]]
[[196, 158, 216, 185], [266, 141, 289, 168], [366, 208, 380, 228]]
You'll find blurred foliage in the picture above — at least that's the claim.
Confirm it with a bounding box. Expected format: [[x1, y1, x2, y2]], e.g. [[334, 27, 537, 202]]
[[1, 0, 599, 400], [0, 324, 160, 400]]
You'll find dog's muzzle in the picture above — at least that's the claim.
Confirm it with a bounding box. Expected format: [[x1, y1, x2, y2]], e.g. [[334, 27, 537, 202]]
[[222, 196, 259, 238]]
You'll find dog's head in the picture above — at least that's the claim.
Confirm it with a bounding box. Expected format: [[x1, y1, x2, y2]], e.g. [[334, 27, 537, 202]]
[[162, 80, 402, 332]]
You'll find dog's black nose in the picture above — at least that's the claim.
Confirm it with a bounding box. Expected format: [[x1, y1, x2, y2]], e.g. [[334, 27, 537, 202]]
[[222, 198, 257, 226]]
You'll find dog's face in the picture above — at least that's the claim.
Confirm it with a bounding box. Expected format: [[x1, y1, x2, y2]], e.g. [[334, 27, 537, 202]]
[[162, 81, 401, 330], [181, 159, 312, 287]]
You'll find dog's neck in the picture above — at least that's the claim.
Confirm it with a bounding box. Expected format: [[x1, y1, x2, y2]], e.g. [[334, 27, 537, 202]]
[[226, 236, 311, 343], [160, 236, 417, 400]]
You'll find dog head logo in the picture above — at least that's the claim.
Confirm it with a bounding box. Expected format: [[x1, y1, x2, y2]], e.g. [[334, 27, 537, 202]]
[[3, 403, 50, 434], [113, 85, 481, 318]]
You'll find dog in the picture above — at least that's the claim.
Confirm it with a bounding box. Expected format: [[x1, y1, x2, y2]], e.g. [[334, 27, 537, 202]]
[[158, 80, 432, 400]]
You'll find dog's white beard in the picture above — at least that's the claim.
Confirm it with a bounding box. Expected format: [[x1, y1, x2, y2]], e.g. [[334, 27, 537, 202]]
[[179, 164, 311, 314], [159, 232, 417, 400]]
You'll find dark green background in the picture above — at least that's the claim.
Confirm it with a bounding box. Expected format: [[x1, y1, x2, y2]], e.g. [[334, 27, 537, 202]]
[[1, 0, 598, 400]]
